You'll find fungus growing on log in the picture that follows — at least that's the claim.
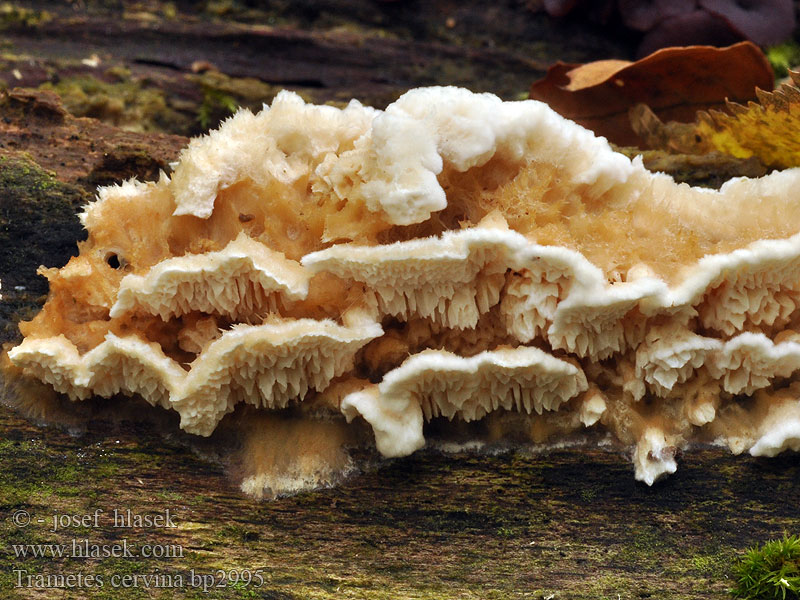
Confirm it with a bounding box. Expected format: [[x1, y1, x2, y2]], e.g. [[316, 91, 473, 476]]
[[9, 87, 800, 493]]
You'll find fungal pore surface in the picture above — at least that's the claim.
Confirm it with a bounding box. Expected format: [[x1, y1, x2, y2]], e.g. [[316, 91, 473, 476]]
[[9, 87, 800, 492]]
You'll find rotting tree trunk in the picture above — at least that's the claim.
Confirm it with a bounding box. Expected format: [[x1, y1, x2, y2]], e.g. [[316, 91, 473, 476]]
[[0, 5, 797, 599]]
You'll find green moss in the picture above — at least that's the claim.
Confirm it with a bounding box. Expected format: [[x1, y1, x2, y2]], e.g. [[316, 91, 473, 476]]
[[215, 524, 261, 545], [197, 86, 238, 131], [496, 526, 515, 538], [586, 574, 637, 599], [189, 70, 289, 131], [580, 484, 599, 502], [684, 543, 739, 581], [40, 74, 192, 134], [0, 154, 87, 299], [731, 534, 800, 599], [767, 42, 800, 80], [611, 524, 670, 568], [39, 68, 306, 136], [0, 3, 51, 30]]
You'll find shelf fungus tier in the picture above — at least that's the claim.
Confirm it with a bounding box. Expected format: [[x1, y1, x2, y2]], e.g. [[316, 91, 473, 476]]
[[340, 346, 588, 457], [9, 86, 800, 491]]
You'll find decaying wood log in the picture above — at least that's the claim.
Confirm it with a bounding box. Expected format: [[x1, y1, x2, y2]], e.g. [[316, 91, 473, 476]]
[[0, 5, 797, 600]]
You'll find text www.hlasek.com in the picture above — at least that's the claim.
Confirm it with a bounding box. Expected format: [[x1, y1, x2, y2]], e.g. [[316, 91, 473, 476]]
[[10, 508, 264, 591], [12, 542, 265, 591], [13, 538, 181, 559]]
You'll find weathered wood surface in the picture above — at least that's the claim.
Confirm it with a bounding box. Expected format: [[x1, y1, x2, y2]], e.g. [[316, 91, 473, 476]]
[[1, 398, 798, 600], [0, 4, 798, 599], [3, 0, 630, 136], [0, 88, 187, 345]]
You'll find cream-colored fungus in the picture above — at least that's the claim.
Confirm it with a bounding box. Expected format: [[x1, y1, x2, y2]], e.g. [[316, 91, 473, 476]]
[[10, 87, 800, 492]]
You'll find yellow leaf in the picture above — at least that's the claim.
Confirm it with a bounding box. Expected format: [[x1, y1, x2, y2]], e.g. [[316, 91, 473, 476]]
[[695, 71, 800, 169]]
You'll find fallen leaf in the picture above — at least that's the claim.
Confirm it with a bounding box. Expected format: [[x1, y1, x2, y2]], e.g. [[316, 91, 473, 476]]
[[694, 71, 800, 169], [629, 103, 711, 154], [631, 71, 800, 170], [529, 41, 773, 146]]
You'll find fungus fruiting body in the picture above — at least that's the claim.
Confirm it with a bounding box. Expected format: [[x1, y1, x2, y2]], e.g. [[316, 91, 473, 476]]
[[9, 87, 800, 493]]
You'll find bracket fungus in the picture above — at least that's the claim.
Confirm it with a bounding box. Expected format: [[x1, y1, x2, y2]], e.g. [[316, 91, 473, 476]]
[[9, 86, 800, 493]]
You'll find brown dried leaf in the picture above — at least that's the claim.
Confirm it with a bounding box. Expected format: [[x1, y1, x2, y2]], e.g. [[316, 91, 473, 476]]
[[629, 103, 712, 154], [529, 41, 773, 146]]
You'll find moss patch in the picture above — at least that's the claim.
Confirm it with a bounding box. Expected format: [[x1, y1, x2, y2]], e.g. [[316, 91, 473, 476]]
[[0, 154, 87, 299], [40, 73, 192, 135], [0, 3, 51, 30]]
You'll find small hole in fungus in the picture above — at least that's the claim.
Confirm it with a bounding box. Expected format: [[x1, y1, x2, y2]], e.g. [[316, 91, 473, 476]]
[[106, 254, 121, 269]]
